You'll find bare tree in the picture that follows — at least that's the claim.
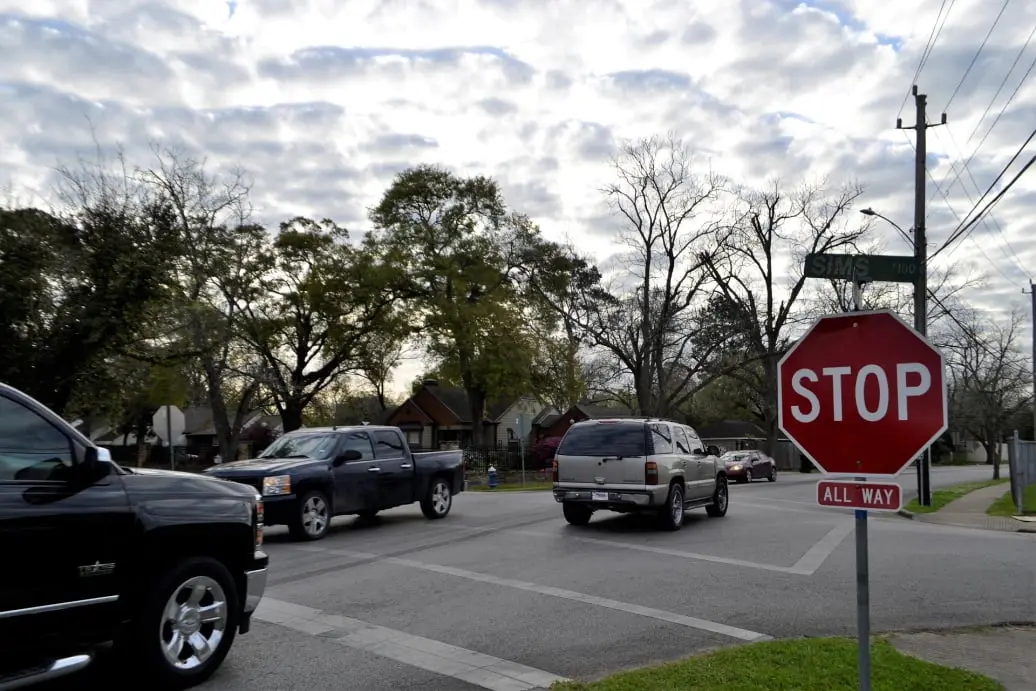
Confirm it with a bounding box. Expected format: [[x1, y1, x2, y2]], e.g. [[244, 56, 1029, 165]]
[[701, 178, 868, 453], [578, 134, 729, 416], [137, 145, 263, 462], [938, 309, 1032, 478]]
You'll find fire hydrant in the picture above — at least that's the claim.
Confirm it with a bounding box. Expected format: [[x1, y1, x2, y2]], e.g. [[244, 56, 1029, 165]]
[[488, 465, 497, 489]]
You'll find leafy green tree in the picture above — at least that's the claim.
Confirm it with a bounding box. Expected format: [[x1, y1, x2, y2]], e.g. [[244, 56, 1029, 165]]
[[0, 155, 179, 412], [367, 165, 550, 444], [237, 217, 396, 432]]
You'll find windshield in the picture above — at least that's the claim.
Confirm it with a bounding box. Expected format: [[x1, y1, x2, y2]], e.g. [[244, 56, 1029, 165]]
[[258, 433, 337, 459], [558, 422, 646, 457], [721, 453, 747, 462]]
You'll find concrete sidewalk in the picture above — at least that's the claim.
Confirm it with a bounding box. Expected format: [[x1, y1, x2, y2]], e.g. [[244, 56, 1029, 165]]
[[899, 482, 1036, 533], [890, 626, 1036, 691]]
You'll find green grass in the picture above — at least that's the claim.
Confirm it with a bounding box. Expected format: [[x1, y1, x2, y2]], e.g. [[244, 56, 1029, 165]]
[[550, 637, 1003, 691], [986, 483, 1036, 516], [904, 478, 1008, 514], [467, 481, 554, 492]]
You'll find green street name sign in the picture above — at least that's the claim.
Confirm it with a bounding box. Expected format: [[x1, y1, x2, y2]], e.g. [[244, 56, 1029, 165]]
[[804, 253, 920, 284]]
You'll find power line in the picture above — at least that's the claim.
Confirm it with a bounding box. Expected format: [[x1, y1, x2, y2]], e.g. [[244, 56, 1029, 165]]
[[932, 126, 1028, 277], [927, 287, 1031, 382], [946, 124, 1036, 240], [944, 0, 1011, 112], [900, 0, 956, 117], [933, 25, 1036, 207], [932, 153, 1036, 261]]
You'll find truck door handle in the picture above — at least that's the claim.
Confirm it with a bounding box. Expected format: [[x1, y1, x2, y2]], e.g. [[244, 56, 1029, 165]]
[[400, 464, 412, 469], [368, 467, 380, 472]]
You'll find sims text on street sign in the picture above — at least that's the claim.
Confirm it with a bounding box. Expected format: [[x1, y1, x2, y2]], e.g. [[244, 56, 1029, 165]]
[[804, 253, 920, 284]]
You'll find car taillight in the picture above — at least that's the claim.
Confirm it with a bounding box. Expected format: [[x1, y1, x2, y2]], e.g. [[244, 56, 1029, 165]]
[[645, 461, 658, 485], [254, 498, 265, 548], [552, 459, 559, 483]]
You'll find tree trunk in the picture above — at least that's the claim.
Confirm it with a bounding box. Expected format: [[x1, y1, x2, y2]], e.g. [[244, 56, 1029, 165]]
[[762, 354, 779, 455], [467, 387, 487, 446], [982, 441, 1001, 479], [135, 420, 149, 467], [280, 400, 305, 433]]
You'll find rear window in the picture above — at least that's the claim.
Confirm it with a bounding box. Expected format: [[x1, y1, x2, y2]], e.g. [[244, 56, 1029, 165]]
[[558, 422, 646, 457]]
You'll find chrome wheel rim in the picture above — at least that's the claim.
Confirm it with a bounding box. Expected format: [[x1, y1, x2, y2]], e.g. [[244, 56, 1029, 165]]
[[160, 576, 227, 671], [671, 487, 684, 525], [717, 480, 728, 511], [746, 470, 752, 482], [432, 482, 451, 515], [303, 495, 329, 536]]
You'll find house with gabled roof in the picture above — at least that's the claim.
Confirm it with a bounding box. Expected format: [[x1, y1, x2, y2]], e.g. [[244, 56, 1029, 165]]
[[538, 400, 636, 439], [382, 379, 545, 449]]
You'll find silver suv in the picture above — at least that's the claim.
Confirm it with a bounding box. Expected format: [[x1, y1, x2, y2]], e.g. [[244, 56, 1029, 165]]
[[551, 418, 728, 530]]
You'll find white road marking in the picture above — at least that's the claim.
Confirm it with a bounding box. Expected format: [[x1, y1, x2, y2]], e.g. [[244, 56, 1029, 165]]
[[788, 521, 855, 574], [296, 546, 770, 643], [510, 520, 854, 577], [254, 597, 567, 691], [512, 529, 805, 574]]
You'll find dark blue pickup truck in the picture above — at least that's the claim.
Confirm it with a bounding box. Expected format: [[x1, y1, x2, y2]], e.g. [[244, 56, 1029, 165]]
[[203, 425, 464, 541]]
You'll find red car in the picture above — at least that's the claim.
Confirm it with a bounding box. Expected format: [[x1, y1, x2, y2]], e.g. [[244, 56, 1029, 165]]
[[721, 450, 777, 483]]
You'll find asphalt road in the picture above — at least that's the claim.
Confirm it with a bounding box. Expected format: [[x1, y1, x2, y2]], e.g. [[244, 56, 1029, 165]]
[[47, 465, 1036, 690]]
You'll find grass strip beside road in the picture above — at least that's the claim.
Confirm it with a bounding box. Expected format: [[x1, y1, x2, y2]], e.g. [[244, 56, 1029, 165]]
[[468, 481, 554, 492], [986, 483, 1036, 516], [550, 637, 1003, 691], [904, 478, 1008, 514]]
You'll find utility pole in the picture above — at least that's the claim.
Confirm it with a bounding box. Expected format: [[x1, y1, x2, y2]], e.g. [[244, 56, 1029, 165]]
[[897, 85, 946, 507], [1028, 281, 1036, 440]]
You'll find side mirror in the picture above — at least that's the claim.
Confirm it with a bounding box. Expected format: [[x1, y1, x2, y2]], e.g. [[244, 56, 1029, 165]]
[[707, 445, 720, 457], [333, 449, 362, 466]]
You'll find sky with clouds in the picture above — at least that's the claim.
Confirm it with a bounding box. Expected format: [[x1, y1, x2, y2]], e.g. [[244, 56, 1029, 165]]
[[1, 0, 1033, 396]]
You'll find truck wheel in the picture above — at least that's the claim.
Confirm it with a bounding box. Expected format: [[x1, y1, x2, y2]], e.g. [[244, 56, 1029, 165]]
[[706, 476, 729, 518], [656, 482, 685, 531], [562, 502, 592, 526], [129, 556, 240, 689], [290, 490, 331, 541], [421, 477, 453, 519]]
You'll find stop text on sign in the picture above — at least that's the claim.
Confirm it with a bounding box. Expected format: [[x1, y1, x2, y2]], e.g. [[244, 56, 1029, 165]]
[[789, 363, 932, 423], [816, 480, 902, 512]]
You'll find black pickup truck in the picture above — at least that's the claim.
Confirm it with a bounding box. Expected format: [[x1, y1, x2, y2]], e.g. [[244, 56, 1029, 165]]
[[203, 425, 465, 541], [0, 383, 268, 691]]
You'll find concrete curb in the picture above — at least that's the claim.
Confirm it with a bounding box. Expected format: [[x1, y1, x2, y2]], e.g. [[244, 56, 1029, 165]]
[[896, 508, 915, 519]]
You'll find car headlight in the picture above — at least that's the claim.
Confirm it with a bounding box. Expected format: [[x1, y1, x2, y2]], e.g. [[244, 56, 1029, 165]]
[[262, 475, 291, 496], [731, 464, 743, 471]]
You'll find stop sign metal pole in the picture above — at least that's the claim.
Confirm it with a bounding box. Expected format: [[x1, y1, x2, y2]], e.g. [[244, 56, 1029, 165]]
[[850, 278, 871, 691]]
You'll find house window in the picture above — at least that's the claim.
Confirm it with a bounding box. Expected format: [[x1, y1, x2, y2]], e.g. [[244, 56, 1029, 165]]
[[507, 428, 515, 440], [405, 430, 420, 447]]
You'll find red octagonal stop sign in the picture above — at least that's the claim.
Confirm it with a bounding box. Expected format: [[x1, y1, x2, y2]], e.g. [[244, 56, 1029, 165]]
[[778, 310, 948, 477]]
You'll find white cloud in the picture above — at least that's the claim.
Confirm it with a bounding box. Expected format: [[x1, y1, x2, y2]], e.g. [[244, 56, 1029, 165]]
[[1, 0, 1033, 396]]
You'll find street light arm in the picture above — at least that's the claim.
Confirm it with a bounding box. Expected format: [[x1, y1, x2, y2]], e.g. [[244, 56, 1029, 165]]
[[859, 209, 911, 245]]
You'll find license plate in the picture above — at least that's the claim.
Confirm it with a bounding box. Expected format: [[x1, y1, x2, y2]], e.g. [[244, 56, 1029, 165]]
[[592, 491, 609, 501]]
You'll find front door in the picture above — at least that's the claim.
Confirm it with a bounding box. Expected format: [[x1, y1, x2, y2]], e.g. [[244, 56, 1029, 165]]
[[0, 392, 132, 655], [370, 429, 414, 509], [332, 431, 379, 513]]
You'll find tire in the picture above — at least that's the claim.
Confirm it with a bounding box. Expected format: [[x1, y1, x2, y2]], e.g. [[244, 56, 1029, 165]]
[[421, 476, 453, 519], [768, 466, 777, 482], [289, 490, 332, 541], [657, 482, 685, 531], [126, 556, 240, 690], [706, 475, 729, 518], [562, 502, 592, 526]]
